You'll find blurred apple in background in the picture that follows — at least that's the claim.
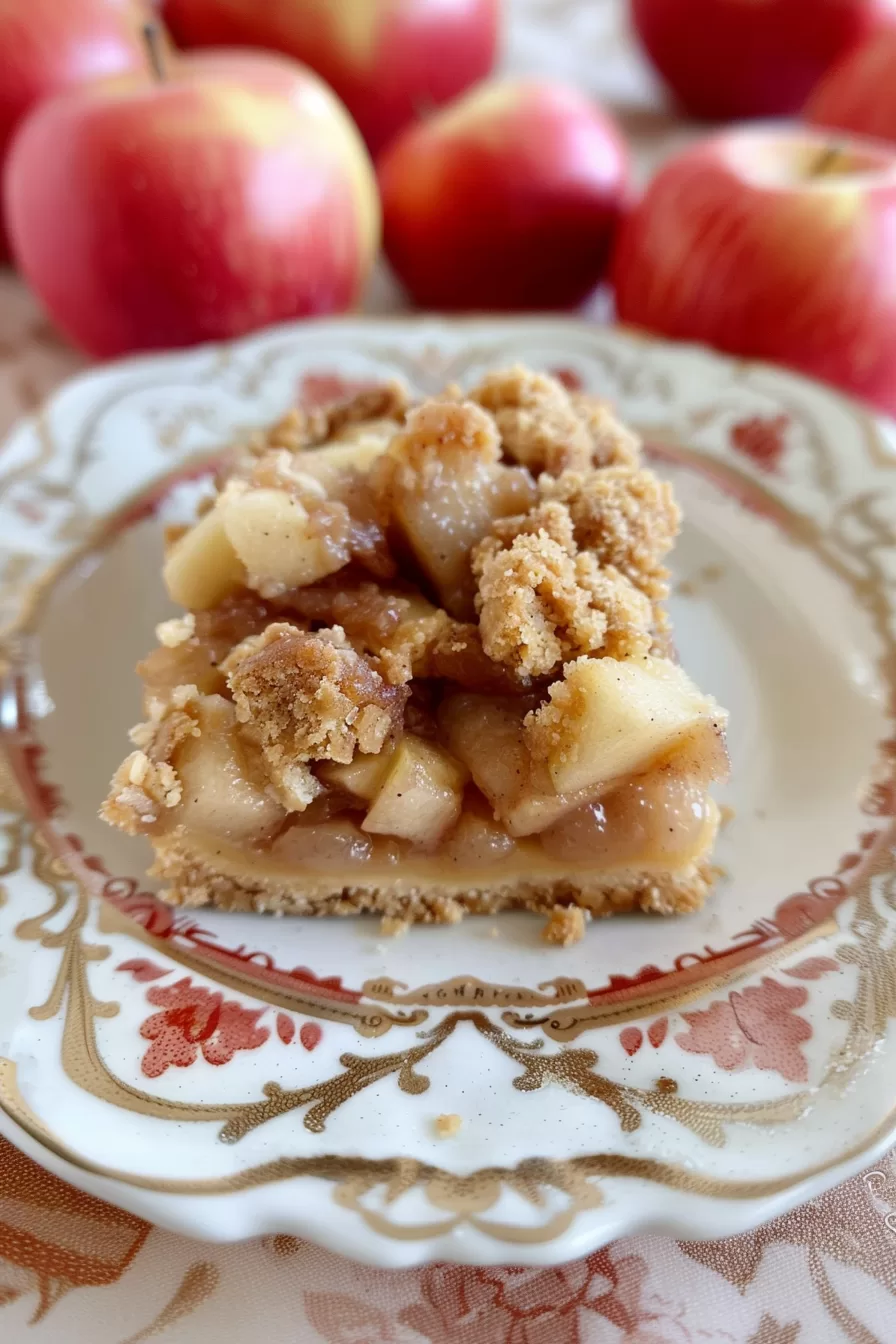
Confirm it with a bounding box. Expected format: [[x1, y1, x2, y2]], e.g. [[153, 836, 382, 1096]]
[[630, 0, 896, 121], [0, 0, 152, 259], [378, 79, 629, 311], [612, 127, 896, 414], [806, 30, 896, 142], [161, 0, 501, 155], [4, 39, 380, 358]]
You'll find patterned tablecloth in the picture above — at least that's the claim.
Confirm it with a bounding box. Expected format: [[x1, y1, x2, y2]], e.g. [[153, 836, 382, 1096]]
[[1, 2, 895, 1340]]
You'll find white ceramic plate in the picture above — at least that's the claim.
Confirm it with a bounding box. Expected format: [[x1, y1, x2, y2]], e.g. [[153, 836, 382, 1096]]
[[1, 318, 895, 1268]]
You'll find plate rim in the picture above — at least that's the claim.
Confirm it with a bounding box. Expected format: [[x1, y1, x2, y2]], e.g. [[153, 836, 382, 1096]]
[[1, 314, 895, 1264]]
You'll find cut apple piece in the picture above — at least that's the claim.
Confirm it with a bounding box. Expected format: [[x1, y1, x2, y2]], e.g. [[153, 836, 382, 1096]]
[[442, 801, 517, 866], [297, 437, 390, 489], [529, 656, 727, 797], [439, 693, 531, 817], [389, 462, 535, 619], [540, 769, 720, 870], [137, 641, 225, 699], [162, 507, 246, 610], [269, 818, 374, 868], [438, 692, 597, 836], [173, 695, 285, 843], [362, 734, 468, 847], [220, 487, 349, 591], [317, 744, 397, 801]]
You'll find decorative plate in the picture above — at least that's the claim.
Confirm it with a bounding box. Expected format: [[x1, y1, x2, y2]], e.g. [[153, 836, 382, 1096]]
[[1, 318, 895, 1268]]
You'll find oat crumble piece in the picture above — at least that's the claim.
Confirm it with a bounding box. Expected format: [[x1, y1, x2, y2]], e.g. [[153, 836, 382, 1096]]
[[380, 397, 502, 492], [324, 381, 410, 439], [247, 383, 410, 457], [435, 1113, 463, 1138], [470, 366, 642, 475], [472, 501, 653, 678], [380, 915, 410, 937], [570, 393, 642, 469], [524, 658, 586, 765], [224, 623, 408, 802], [376, 605, 452, 685], [155, 613, 196, 648], [101, 752, 183, 834], [474, 527, 609, 679], [540, 467, 681, 600], [541, 905, 588, 946]]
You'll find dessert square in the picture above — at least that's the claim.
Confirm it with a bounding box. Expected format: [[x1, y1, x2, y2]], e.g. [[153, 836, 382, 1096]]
[[102, 366, 728, 940]]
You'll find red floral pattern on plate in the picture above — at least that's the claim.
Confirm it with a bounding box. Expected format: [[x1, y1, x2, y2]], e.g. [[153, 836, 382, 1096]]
[[138, 977, 270, 1078], [729, 415, 789, 473], [297, 373, 373, 410], [116, 958, 169, 983], [675, 976, 827, 1083]]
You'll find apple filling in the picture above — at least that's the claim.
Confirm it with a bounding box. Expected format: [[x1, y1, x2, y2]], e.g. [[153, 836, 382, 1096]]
[[102, 368, 728, 936]]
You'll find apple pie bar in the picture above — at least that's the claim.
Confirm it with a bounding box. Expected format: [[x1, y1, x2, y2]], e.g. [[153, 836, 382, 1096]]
[[102, 366, 728, 933]]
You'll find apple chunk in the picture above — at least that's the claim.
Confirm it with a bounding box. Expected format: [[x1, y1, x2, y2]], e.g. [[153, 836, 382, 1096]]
[[317, 746, 397, 802], [297, 437, 391, 489], [220, 487, 348, 591], [378, 399, 535, 618], [390, 463, 534, 619], [163, 507, 246, 610], [174, 695, 285, 843], [439, 691, 607, 836], [362, 735, 468, 847], [529, 656, 726, 796]]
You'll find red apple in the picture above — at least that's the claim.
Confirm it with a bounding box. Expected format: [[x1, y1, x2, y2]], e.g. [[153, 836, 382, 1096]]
[[806, 30, 896, 142], [0, 0, 152, 258], [4, 45, 380, 358], [378, 78, 630, 312], [612, 127, 896, 415], [161, 0, 500, 156], [630, 0, 896, 121]]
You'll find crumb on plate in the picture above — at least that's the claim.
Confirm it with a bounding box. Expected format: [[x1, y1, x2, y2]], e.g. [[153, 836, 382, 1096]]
[[435, 1113, 463, 1138], [541, 905, 588, 946]]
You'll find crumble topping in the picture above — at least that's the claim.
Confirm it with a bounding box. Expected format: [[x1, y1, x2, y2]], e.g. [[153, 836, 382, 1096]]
[[470, 365, 641, 475], [249, 382, 410, 456], [540, 467, 681, 601], [380, 396, 502, 488], [571, 393, 643, 469], [101, 753, 183, 834], [474, 527, 609, 678], [472, 500, 653, 678], [224, 623, 408, 811]]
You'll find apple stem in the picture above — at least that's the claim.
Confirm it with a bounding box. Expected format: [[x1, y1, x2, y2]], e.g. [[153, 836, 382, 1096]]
[[143, 22, 166, 82], [810, 144, 846, 179]]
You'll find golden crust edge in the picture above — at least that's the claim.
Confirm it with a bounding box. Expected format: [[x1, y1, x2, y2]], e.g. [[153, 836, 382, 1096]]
[[147, 837, 716, 923]]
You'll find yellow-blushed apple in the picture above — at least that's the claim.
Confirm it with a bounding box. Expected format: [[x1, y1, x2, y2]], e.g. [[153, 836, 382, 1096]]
[[4, 42, 379, 357], [612, 126, 896, 416], [378, 78, 630, 311], [161, 0, 500, 156], [0, 0, 153, 258]]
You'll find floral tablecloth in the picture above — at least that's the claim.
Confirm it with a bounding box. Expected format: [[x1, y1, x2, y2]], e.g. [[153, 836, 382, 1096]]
[[2, 1, 895, 1340]]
